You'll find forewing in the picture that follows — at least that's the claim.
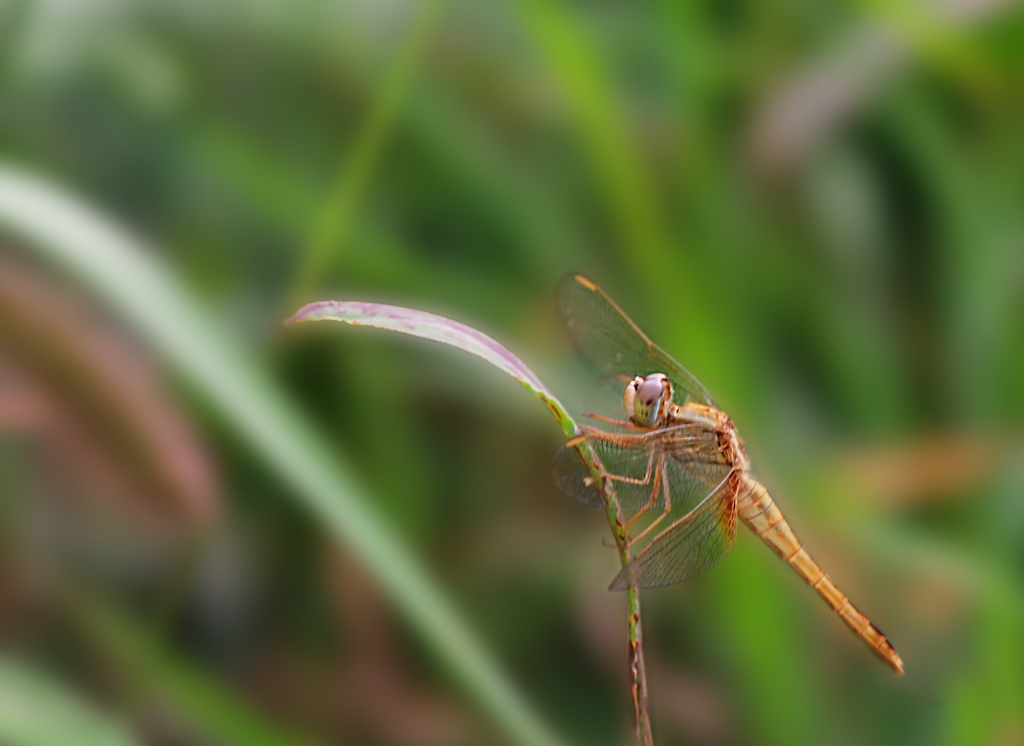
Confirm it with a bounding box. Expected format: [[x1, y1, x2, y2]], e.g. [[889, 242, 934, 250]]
[[609, 473, 739, 590], [552, 441, 609, 509], [553, 438, 659, 512], [556, 273, 716, 407], [553, 425, 728, 518]]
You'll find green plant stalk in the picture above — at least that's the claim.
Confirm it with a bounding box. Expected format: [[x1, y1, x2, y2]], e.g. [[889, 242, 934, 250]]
[[626, 588, 652, 746], [290, 0, 449, 304], [0, 167, 567, 746], [516, 0, 669, 276], [578, 442, 654, 746]]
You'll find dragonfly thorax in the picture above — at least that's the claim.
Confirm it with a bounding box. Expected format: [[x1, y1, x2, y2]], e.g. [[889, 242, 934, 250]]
[[624, 373, 673, 428]]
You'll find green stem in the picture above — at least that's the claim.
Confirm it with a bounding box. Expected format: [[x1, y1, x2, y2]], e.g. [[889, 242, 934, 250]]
[[572, 440, 654, 746]]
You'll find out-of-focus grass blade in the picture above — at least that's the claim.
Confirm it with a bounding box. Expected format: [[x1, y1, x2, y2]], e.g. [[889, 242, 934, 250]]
[[517, 0, 669, 273], [0, 166, 568, 746], [0, 658, 139, 746], [291, 0, 449, 302], [74, 597, 320, 746], [288, 300, 577, 437]]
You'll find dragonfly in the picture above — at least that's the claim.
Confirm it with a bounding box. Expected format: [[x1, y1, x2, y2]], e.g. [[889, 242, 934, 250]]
[[553, 273, 904, 674]]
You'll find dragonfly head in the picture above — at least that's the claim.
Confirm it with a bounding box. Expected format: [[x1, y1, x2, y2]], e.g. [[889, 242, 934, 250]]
[[624, 373, 672, 428]]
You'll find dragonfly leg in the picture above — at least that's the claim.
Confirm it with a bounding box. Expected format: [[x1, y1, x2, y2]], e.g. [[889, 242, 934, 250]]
[[625, 459, 673, 549], [622, 453, 663, 531], [603, 448, 656, 489], [583, 412, 647, 431]]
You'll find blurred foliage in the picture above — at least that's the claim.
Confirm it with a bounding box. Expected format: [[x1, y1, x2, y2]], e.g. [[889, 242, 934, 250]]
[[0, 0, 1023, 744]]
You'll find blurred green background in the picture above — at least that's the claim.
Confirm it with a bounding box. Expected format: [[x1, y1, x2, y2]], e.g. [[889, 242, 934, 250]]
[[1, 0, 1023, 744]]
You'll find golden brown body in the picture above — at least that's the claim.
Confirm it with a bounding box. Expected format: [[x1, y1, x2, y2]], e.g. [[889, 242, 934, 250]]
[[736, 478, 903, 673], [676, 402, 902, 674]]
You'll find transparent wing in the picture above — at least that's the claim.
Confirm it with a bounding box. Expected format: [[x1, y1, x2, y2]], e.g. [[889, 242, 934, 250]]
[[553, 442, 609, 509], [609, 473, 739, 590], [553, 425, 729, 517], [556, 273, 716, 407]]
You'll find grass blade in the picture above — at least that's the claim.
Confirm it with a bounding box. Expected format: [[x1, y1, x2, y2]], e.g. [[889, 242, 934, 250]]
[[290, 0, 449, 302], [0, 165, 567, 746], [517, 0, 669, 273]]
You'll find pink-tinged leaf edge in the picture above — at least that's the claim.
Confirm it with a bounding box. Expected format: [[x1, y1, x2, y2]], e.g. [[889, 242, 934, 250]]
[[287, 300, 577, 437]]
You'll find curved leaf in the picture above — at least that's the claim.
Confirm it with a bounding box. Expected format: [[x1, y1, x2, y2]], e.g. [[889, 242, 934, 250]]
[[289, 300, 577, 436]]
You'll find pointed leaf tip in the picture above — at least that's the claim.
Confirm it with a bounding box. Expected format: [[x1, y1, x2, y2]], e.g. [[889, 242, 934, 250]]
[[287, 300, 578, 436]]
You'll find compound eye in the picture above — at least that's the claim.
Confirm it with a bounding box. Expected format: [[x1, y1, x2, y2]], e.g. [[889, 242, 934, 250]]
[[632, 375, 667, 427], [637, 377, 664, 405]]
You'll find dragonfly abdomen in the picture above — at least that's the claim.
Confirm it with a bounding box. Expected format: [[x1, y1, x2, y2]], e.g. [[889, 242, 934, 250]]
[[737, 479, 904, 674]]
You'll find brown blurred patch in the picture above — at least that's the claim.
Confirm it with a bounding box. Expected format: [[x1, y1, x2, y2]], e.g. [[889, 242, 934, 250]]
[[327, 552, 475, 745], [833, 433, 1003, 506], [245, 549, 475, 746], [0, 549, 53, 639], [576, 587, 732, 745], [903, 574, 968, 640], [996, 717, 1024, 746], [0, 251, 218, 531]]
